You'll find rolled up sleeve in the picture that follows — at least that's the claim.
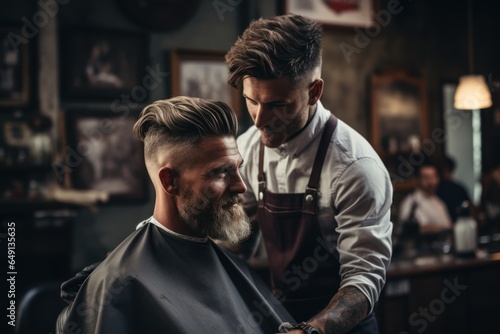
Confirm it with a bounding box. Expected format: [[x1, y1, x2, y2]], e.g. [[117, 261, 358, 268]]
[[331, 157, 393, 312]]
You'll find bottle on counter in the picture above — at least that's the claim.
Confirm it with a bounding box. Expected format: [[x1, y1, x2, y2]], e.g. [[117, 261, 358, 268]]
[[453, 201, 478, 258]]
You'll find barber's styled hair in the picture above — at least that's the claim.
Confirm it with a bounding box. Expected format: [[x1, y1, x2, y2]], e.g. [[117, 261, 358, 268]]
[[225, 14, 323, 88], [133, 96, 238, 164]]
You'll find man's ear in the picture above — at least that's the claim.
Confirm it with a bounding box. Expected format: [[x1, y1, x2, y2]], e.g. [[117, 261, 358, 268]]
[[308, 79, 324, 105], [158, 167, 179, 196]]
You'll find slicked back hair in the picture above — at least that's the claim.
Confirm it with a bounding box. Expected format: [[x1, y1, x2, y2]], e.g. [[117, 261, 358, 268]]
[[225, 14, 323, 88], [133, 96, 238, 168]]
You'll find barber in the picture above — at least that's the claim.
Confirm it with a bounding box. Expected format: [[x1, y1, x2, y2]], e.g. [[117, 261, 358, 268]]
[[226, 14, 393, 334]]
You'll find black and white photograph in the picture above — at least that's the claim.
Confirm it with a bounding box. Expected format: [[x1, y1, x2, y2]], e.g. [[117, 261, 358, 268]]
[[371, 70, 428, 158], [171, 49, 241, 118], [180, 60, 231, 106], [0, 27, 30, 107], [66, 110, 148, 203], [60, 28, 148, 101]]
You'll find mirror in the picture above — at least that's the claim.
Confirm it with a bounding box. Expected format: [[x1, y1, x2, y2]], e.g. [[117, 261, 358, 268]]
[[371, 70, 429, 189]]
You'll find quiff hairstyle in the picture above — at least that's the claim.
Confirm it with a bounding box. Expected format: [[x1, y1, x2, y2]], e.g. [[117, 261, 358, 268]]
[[225, 14, 323, 88], [133, 96, 238, 169]]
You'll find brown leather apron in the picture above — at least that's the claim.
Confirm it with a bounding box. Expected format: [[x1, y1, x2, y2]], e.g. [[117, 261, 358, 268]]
[[257, 115, 342, 321]]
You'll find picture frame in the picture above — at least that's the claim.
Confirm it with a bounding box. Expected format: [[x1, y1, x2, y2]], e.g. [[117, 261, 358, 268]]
[[60, 28, 148, 101], [371, 70, 428, 157], [371, 70, 428, 188], [0, 27, 31, 107], [65, 109, 148, 203], [283, 0, 375, 28], [171, 49, 241, 118]]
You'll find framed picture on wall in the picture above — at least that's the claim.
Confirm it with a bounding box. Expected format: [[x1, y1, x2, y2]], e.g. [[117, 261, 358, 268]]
[[171, 49, 241, 118], [60, 28, 148, 101], [65, 109, 148, 203], [0, 27, 31, 107], [371, 70, 429, 188], [283, 0, 375, 28], [371, 70, 428, 157]]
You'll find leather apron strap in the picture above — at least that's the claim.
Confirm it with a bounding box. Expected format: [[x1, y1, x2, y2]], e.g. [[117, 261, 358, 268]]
[[302, 115, 338, 215], [256, 114, 340, 320]]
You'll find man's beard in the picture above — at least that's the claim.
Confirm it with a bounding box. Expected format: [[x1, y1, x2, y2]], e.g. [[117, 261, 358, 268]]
[[178, 188, 251, 245]]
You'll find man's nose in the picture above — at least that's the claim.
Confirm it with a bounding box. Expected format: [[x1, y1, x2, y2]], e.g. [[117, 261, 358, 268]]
[[253, 106, 269, 129], [230, 170, 247, 194]]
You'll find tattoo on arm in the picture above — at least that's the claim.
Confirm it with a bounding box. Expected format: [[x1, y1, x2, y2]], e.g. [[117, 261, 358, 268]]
[[308, 286, 369, 334]]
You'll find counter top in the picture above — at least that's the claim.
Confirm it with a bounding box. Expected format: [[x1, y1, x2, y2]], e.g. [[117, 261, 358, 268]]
[[388, 250, 500, 278]]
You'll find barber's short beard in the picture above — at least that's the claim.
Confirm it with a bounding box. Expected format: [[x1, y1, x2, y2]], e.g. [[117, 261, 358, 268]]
[[178, 188, 251, 245]]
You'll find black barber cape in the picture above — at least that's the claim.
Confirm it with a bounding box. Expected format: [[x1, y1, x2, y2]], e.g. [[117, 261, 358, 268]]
[[57, 222, 292, 334]]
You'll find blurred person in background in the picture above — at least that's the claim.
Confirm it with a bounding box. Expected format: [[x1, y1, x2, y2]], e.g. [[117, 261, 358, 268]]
[[399, 160, 452, 234], [436, 155, 470, 222]]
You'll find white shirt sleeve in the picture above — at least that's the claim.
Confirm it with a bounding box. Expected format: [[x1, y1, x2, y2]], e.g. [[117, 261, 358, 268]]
[[331, 157, 393, 312]]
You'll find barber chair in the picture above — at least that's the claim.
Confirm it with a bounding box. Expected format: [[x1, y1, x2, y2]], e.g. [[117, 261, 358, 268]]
[[15, 282, 66, 334]]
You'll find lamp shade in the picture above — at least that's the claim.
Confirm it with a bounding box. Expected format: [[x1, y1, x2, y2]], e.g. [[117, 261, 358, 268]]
[[454, 75, 493, 110]]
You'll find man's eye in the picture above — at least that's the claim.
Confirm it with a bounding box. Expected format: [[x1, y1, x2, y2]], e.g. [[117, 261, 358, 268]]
[[214, 170, 228, 178], [271, 104, 286, 109], [246, 98, 258, 106]]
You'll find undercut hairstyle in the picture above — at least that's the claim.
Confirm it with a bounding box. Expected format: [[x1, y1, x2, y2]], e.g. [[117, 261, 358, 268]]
[[225, 14, 323, 88], [133, 96, 238, 169]]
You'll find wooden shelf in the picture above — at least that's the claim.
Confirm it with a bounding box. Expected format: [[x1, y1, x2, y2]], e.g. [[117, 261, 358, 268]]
[[388, 251, 500, 278]]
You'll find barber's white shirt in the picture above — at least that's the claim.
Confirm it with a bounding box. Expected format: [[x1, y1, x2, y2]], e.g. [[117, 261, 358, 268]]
[[237, 101, 393, 312], [399, 189, 452, 228]]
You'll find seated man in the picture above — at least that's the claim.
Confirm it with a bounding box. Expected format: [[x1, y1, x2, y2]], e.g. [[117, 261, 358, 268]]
[[56, 97, 292, 333], [399, 161, 452, 234]]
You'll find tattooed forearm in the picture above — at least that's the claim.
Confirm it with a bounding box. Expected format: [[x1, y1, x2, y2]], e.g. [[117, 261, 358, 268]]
[[308, 286, 369, 334]]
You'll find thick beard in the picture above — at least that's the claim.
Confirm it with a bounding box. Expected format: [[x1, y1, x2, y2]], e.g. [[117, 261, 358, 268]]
[[178, 189, 251, 245]]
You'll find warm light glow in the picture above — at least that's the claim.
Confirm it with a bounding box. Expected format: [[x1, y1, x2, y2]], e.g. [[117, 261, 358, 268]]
[[454, 75, 493, 110]]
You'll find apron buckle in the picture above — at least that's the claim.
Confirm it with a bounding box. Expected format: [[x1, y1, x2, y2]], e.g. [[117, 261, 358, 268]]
[[258, 180, 266, 208], [302, 187, 318, 214]]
